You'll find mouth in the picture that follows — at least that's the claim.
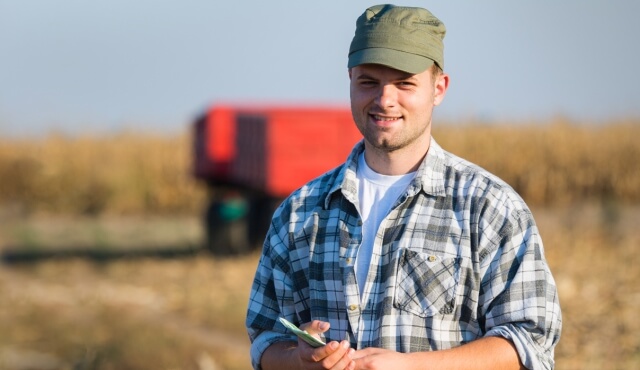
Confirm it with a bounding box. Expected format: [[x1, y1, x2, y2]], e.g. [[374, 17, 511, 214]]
[[369, 113, 403, 126], [370, 113, 402, 121]]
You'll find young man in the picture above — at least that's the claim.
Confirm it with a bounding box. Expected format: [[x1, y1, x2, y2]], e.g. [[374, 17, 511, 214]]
[[246, 5, 561, 370]]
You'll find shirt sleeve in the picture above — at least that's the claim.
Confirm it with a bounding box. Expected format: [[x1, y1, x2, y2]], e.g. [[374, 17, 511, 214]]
[[479, 207, 562, 370], [245, 213, 299, 369]]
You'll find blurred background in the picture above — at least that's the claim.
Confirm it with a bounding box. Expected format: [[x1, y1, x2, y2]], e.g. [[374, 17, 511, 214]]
[[1, 1, 639, 369]]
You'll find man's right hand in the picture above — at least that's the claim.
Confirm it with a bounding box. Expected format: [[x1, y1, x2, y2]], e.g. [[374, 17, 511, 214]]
[[261, 320, 356, 370]]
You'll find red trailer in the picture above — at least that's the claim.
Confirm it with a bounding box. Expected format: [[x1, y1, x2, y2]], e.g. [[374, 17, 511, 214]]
[[193, 104, 362, 254]]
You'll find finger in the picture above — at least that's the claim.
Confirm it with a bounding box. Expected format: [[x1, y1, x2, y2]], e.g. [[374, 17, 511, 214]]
[[345, 351, 357, 370], [330, 347, 356, 370], [293, 338, 335, 367], [303, 340, 342, 363], [298, 340, 350, 368], [302, 320, 330, 336], [351, 346, 383, 359], [321, 341, 354, 370]]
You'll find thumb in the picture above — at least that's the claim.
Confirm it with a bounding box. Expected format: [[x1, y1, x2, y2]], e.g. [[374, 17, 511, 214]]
[[301, 320, 330, 335]]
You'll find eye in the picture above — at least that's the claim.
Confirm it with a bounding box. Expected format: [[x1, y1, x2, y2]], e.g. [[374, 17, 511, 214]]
[[395, 81, 417, 91], [359, 79, 378, 87]]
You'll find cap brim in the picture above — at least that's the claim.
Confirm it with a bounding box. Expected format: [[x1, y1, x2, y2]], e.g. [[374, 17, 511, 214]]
[[348, 48, 434, 74]]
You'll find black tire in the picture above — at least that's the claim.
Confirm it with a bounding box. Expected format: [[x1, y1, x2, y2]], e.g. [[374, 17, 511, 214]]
[[247, 195, 281, 248], [204, 195, 250, 256]]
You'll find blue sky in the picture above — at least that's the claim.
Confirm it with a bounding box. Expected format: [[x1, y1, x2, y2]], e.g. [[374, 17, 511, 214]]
[[1, 0, 639, 136]]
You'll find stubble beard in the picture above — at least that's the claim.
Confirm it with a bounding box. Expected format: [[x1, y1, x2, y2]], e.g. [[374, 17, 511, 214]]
[[361, 121, 429, 154]]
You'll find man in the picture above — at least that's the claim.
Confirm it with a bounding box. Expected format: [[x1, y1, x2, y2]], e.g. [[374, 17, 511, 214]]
[[246, 4, 561, 370]]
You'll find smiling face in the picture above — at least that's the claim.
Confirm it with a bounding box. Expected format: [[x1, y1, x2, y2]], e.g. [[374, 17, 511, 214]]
[[349, 63, 448, 158]]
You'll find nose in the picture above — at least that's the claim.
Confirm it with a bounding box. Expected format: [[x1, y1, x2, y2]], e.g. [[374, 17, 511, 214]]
[[375, 84, 398, 108]]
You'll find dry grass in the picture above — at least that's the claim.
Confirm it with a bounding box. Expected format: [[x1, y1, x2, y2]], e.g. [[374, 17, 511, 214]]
[[0, 204, 638, 370], [434, 119, 640, 205], [0, 215, 203, 252], [0, 132, 207, 216], [0, 247, 259, 370], [0, 122, 638, 369], [0, 120, 639, 216], [534, 204, 640, 369]]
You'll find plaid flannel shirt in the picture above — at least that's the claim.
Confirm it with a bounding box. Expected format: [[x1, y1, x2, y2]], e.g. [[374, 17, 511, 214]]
[[246, 138, 562, 370]]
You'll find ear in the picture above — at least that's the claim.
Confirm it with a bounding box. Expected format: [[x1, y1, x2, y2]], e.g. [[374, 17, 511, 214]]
[[433, 73, 449, 106], [348, 68, 353, 80]]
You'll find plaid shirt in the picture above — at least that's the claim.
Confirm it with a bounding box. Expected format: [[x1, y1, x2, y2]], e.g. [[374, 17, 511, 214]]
[[246, 139, 562, 370]]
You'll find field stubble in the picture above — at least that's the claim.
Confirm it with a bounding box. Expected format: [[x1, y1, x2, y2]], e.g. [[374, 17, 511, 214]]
[[0, 120, 638, 217], [0, 203, 638, 370], [0, 121, 639, 369]]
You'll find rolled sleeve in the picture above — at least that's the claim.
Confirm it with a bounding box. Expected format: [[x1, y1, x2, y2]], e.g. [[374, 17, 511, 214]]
[[246, 208, 299, 369], [481, 208, 562, 369], [487, 323, 556, 370], [249, 331, 297, 370]]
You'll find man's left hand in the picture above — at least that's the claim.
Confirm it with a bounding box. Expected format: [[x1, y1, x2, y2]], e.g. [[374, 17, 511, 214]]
[[351, 348, 410, 370]]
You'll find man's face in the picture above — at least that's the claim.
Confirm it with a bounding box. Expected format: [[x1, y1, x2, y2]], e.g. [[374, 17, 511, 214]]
[[349, 63, 448, 154]]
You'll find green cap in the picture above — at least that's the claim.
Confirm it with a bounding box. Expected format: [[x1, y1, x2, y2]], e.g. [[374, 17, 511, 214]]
[[348, 4, 446, 74]]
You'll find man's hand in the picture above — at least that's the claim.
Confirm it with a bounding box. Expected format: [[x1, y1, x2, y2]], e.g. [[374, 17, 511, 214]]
[[351, 348, 410, 370], [351, 337, 524, 370], [297, 320, 355, 370], [261, 320, 356, 370]]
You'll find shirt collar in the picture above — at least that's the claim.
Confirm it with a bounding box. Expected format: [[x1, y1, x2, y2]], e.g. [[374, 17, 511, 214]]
[[413, 138, 447, 197], [323, 137, 447, 209]]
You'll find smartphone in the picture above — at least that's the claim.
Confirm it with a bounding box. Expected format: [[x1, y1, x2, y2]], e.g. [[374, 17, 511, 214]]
[[278, 317, 326, 348]]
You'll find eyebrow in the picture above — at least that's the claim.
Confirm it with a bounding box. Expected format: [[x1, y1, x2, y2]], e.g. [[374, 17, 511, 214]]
[[355, 73, 378, 81], [355, 72, 418, 83]]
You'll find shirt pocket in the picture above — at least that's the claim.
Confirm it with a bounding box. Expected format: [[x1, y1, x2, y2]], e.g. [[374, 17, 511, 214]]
[[393, 248, 460, 317]]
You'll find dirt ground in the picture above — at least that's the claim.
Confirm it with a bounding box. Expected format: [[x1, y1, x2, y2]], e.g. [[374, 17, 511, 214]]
[[0, 204, 638, 370], [0, 252, 256, 370]]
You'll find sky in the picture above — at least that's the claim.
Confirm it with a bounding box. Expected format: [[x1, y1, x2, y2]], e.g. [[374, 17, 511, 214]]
[[1, 0, 639, 136]]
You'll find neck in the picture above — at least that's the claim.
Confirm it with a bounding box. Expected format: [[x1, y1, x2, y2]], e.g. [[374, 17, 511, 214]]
[[363, 136, 431, 176]]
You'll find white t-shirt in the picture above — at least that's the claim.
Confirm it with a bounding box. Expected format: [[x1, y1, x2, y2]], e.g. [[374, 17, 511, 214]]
[[355, 152, 415, 297]]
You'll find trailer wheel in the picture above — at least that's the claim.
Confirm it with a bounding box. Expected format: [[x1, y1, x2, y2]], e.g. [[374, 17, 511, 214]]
[[204, 195, 250, 255], [247, 196, 281, 248]]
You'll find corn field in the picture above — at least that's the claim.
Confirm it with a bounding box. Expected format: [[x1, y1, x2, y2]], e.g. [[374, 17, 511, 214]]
[[0, 120, 639, 369], [0, 120, 638, 216]]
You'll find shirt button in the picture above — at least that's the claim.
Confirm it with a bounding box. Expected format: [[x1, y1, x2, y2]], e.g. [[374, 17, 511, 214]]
[[427, 255, 437, 262], [348, 304, 359, 311], [346, 258, 352, 264]]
